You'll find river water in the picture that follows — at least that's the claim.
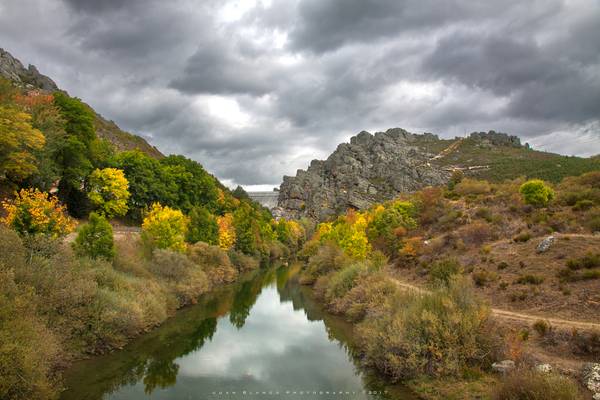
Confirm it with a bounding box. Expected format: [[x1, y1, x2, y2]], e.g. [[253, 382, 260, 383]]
[[60, 264, 417, 400]]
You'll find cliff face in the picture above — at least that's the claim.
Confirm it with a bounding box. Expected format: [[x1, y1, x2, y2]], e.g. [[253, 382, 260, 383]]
[[0, 48, 163, 158], [277, 128, 450, 220], [0, 48, 58, 91]]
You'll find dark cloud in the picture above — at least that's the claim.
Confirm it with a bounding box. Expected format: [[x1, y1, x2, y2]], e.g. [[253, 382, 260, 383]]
[[0, 0, 598, 188]]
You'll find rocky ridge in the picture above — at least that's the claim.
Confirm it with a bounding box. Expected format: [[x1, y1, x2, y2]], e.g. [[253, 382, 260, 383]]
[[277, 128, 451, 220]]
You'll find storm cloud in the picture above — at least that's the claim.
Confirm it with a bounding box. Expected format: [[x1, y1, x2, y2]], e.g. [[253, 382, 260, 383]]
[[0, 0, 598, 188]]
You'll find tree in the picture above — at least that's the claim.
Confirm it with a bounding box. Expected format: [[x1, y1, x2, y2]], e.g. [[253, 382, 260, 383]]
[[367, 201, 417, 255], [141, 203, 189, 252], [52, 92, 95, 146], [217, 213, 236, 250], [112, 151, 177, 220], [186, 206, 219, 245], [73, 212, 115, 260], [0, 106, 45, 182], [87, 168, 130, 218], [233, 204, 258, 255], [1, 188, 75, 237], [520, 179, 555, 207]]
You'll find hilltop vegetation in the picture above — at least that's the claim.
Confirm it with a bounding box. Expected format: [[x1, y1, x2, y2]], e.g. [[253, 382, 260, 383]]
[[299, 170, 600, 399]]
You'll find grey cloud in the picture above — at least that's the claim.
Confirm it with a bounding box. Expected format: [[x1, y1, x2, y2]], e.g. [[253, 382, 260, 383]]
[[1, 0, 598, 188]]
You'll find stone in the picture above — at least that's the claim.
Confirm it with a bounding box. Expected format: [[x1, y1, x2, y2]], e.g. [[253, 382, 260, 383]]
[[535, 363, 552, 373], [0, 48, 58, 91], [492, 360, 515, 375], [536, 236, 555, 253], [277, 128, 449, 220], [582, 363, 600, 398]]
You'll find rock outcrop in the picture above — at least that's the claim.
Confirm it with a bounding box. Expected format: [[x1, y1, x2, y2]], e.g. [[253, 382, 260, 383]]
[[0, 48, 58, 91], [277, 128, 450, 220]]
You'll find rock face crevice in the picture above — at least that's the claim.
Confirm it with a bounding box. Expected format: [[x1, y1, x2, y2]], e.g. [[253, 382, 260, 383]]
[[277, 128, 450, 220]]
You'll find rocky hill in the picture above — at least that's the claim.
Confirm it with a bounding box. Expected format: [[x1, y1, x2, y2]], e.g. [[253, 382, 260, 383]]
[[278, 128, 600, 220], [0, 48, 162, 158]]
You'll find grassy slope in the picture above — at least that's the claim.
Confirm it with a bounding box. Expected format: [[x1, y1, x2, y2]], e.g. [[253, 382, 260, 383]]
[[430, 138, 600, 183]]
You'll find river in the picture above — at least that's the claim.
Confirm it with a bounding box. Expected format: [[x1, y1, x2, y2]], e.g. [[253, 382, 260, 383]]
[[59, 264, 417, 400]]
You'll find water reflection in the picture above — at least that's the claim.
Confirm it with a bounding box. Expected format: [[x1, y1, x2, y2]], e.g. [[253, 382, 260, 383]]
[[60, 264, 416, 400]]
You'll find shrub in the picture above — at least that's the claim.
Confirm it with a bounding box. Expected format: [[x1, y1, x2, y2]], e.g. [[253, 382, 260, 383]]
[[428, 258, 463, 286], [566, 253, 600, 270], [357, 277, 495, 380], [87, 168, 130, 218], [300, 243, 351, 285], [324, 263, 368, 304], [492, 370, 582, 400], [572, 199, 594, 211], [472, 270, 497, 287], [332, 272, 398, 321], [73, 212, 115, 260], [228, 249, 259, 272], [459, 222, 494, 245], [141, 203, 189, 252], [513, 232, 531, 243], [532, 320, 550, 336], [454, 179, 491, 196], [515, 274, 544, 285], [149, 249, 209, 306], [187, 242, 237, 285], [520, 180, 554, 207], [497, 261, 509, 270], [0, 269, 61, 400], [1, 188, 75, 237]]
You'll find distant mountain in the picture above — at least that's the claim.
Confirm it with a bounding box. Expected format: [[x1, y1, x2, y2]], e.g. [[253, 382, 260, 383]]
[[0, 48, 163, 158], [278, 128, 600, 220]]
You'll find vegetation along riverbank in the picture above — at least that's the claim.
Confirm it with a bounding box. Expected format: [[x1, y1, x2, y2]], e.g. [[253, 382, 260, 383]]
[[0, 78, 309, 399], [298, 171, 600, 399]]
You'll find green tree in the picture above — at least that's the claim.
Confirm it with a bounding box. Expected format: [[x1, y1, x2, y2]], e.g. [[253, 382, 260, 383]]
[[520, 179, 555, 207], [87, 167, 130, 218], [233, 204, 258, 255], [186, 206, 219, 245], [112, 151, 177, 220], [52, 92, 95, 146], [72, 212, 115, 260]]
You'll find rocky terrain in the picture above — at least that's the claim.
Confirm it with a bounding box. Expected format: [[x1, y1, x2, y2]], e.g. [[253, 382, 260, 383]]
[[278, 128, 599, 220], [0, 48, 162, 158]]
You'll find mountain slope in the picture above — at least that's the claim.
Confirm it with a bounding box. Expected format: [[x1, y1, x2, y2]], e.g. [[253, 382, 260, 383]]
[[0, 47, 162, 158], [278, 128, 600, 220]]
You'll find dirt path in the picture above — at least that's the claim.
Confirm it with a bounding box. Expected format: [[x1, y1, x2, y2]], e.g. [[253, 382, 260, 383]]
[[430, 138, 464, 160], [391, 279, 600, 331]]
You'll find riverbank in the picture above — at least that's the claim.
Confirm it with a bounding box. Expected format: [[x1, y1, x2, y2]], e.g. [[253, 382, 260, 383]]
[[0, 226, 289, 400], [58, 263, 420, 399]]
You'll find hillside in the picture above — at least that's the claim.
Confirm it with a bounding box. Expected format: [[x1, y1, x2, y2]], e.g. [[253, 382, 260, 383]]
[[0, 48, 162, 158], [278, 128, 600, 220]]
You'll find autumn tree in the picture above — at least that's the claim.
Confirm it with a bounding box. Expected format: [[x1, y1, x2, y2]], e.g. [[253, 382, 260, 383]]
[[0, 106, 46, 183], [217, 213, 236, 250], [87, 168, 130, 218], [142, 203, 189, 252], [1, 188, 75, 237]]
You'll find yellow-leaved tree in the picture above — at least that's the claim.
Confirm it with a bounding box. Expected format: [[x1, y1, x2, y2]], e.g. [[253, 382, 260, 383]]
[[0, 106, 46, 182], [87, 167, 130, 218], [217, 213, 236, 250], [141, 203, 189, 252], [1, 188, 75, 237]]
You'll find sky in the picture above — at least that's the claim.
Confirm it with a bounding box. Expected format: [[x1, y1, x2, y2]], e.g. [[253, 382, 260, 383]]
[[1, 0, 599, 190]]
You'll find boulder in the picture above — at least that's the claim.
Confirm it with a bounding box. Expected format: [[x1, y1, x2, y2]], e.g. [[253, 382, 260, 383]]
[[492, 360, 515, 375], [536, 236, 555, 253], [535, 363, 553, 373], [582, 363, 600, 399]]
